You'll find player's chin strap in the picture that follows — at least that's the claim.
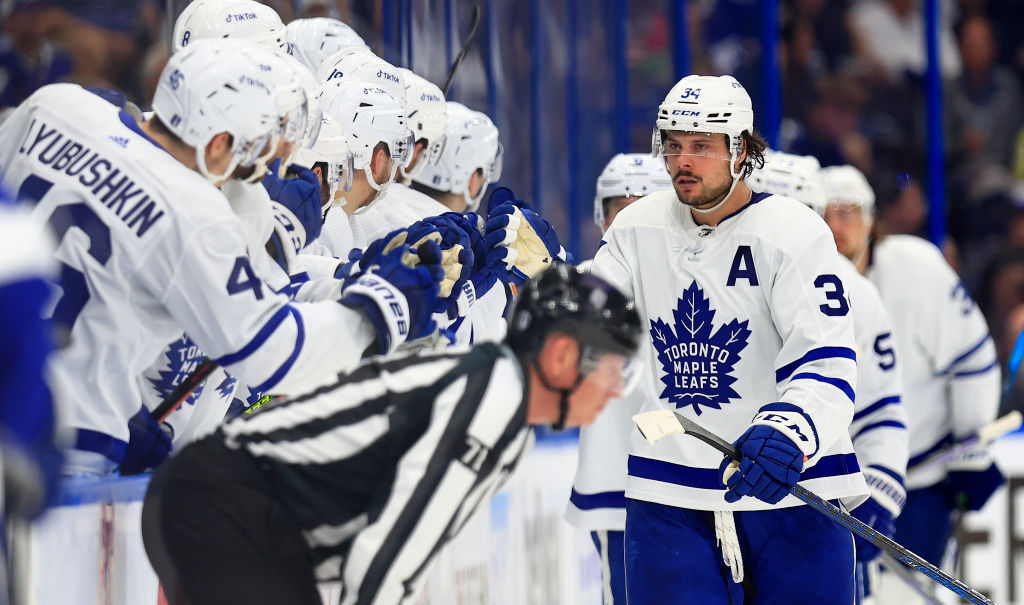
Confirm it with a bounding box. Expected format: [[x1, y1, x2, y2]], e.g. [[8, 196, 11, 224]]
[[531, 356, 585, 431]]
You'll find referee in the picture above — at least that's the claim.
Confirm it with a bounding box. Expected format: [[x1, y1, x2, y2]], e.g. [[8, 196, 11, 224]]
[[142, 263, 642, 605]]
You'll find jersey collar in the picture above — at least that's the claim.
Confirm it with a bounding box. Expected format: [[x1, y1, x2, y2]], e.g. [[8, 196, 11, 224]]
[[118, 110, 167, 153], [717, 190, 771, 225]]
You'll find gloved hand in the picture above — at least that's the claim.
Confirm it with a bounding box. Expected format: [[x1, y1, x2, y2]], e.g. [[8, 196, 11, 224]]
[[263, 158, 324, 243], [484, 203, 565, 285], [719, 424, 804, 504], [358, 221, 444, 275], [340, 241, 444, 354], [850, 496, 895, 563], [485, 186, 535, 214], [334, 247, 366, 282], [119, 405, 173, 475], [411, 214, 475, 316], [946, 458, 1005, 511]]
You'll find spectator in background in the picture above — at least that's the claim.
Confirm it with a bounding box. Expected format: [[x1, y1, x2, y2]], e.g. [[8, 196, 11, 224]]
[[788, 75, 874, 174], [0, 1, 73, 109], [848, 0, 961, 84]]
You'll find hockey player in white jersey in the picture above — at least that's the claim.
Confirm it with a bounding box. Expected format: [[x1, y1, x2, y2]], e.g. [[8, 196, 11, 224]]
[[286, 17, 368, 75], [142, 264, 642, 605], [592, 74, 866, 603], [565, 152, 673, 605], [820, 165, 1003, 571], [750, 153, 908, 602], [0, 39, 443, 476]]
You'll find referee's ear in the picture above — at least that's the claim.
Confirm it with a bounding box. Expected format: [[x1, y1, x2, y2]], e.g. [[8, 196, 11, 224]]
[[538, 333, 582, 388]]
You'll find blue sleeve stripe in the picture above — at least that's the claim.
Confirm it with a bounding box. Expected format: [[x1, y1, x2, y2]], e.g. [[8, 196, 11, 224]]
[[74, 429, 128, 464], [907, 432, 954, 468], [937, 334, 992, 376], [951, 358, 999, 378], [853, 419, 906, 439], [569, 488, 626, 511], [853, 395, 901, 421], [290, 272, 310, 284], [628, 453, 860, 490], [867, 464, 905, 487], [250, 306, 305, 394], [790, 372, 855, 402], [776, 346, 858, 383], [215, 305, 293, 367]]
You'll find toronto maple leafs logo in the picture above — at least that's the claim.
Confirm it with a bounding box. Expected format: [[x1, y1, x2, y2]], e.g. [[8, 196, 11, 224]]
[[215, 375, 238, 401], [650, 281, 751, 414], [146, 336, 206, 407]]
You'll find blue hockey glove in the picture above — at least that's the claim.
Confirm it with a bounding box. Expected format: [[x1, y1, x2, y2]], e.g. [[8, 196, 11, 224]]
[[485, 186, 535, 214], [263, 159, 323, 243], [334, 248, 365, 282], [850, 496, 895, 563], [119, 405, 173, 475], [484, 204, 565, 285], [720, 425, 804, 504], [340, 241, 444, 354], [410, 214, 476, 316], [946, 461, 1005, 511]]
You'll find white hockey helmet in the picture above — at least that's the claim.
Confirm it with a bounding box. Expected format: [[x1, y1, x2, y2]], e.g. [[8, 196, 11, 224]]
[[396, 68, 447, 180], [594, 153, 673, 228], [234, 47, 315, 182], [286, 17, 368, 74], [653, 75, 754, 212], [821, 164, 875, 219], [317, 79, 413, 211], [412, 102, 503, 212], [316, 47, 407, 107], [173, 0, 287, 54], [153, 39, 279, 183], [291, 113, 355, 204], [279, 52, 323, 154], [748, 151, 826, 213]]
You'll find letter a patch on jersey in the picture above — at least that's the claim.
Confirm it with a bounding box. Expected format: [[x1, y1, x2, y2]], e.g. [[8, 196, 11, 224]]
[[649, 281, 751, 414]]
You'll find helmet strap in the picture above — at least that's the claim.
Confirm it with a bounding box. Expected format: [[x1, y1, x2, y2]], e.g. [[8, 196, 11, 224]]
[[195, 143, 239, 185], [692, 141, 743, 215]]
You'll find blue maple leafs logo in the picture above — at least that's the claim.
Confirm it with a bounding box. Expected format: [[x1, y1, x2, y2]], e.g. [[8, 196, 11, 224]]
[[146, 336, 206, 407], [215, 375, 238, 400], [649, 281, 751, 414]]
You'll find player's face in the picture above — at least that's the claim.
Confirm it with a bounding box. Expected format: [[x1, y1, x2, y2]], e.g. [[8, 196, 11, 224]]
[[603, 195, 639, 230], [564, 353, 628, 427], [824, 202, 870, 259], [663, 132, 734, 210]]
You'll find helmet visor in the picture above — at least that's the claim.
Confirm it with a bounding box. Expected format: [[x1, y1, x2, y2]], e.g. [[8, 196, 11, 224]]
[[391, 129, 416, 168], [328, 151, 356, 193], [487, 142, 504, 183], [653, 128, 733, 162], [579, 347, 645, 399], [234, 131, 276, 168]]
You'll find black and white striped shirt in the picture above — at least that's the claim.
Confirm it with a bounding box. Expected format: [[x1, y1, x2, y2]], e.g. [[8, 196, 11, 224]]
[[218, 342, 533, 605]]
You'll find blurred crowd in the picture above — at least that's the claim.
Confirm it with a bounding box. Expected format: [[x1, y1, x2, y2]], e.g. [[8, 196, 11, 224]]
[[4, 0, 1024, 413]]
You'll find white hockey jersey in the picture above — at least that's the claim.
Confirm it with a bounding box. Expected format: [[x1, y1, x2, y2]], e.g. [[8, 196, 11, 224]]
[[866, 235, 999, 489], [591, 190, 867, 512], [0, 85, 376, 472]]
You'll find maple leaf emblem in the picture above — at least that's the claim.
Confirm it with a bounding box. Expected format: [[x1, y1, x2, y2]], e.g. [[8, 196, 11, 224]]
[[146, 336, 206, 407], [649, 281, 751, 414], [215, 375, 238, 400]]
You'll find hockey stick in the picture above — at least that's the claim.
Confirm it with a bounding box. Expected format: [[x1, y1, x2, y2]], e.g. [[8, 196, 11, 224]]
[[153, 357, 219, 423], [907, 410, 1022, 474], [442, 5, 482, 96], [877, 552, 945, 605], [632, 410, 999, 605]]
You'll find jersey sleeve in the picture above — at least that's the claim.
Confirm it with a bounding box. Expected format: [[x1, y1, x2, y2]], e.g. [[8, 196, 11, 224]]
[[142, 222, 374, 396], [337, 354, 530, 605], [848, 278, 908, 516], [914, 260, 1000, 438], [765, 230, 859, 466]]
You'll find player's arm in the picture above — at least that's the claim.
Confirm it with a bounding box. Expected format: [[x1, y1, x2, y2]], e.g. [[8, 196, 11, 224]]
[[918, 259, 1000, 437], [147, 222, 420, 397], [768, 229, 859, 467], [588, 221, 635, 297], [338, 355, 530, 605]]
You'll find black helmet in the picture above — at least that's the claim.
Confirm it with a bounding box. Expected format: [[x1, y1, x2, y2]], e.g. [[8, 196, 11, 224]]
[[507, 262, 642, 360]]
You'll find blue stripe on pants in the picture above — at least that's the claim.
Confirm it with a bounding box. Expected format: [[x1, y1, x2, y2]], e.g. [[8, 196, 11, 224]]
[[590, 530, 626, 605]]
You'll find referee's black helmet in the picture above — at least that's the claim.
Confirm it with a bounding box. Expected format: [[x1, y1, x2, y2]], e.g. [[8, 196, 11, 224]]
[[506, 262, 642, 358]]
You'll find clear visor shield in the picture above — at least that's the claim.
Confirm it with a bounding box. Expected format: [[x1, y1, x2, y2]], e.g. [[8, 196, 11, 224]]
[[579, 347, 645, 399], [234, 131, 276, 169], [427, 133, 447, 166], [281, 99, 310, 146], [487, 142, 504, 183], [652, 129, 733, 162], [304, 107, 323, 149], [328, 152, 356, 194]]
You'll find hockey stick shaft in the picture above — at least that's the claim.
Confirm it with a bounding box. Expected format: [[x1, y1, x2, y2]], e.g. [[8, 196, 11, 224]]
[[633, 411, 998, 605], [153, 357, 219, 423], [878, 552, 945, 605], [908, 410, 1022, 473], [442, 5, 481, 96]]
